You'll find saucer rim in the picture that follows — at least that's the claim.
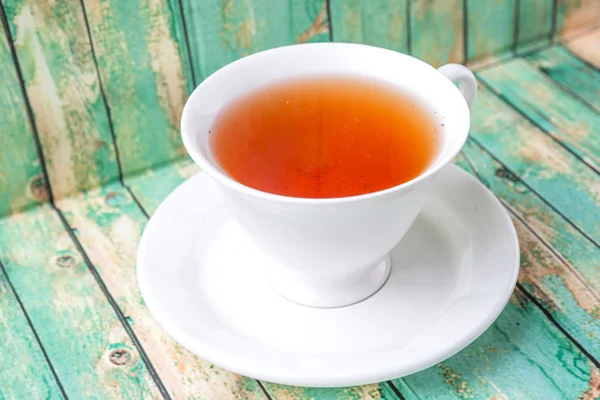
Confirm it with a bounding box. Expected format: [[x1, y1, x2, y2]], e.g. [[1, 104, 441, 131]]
[[137, 164, 520, 387]]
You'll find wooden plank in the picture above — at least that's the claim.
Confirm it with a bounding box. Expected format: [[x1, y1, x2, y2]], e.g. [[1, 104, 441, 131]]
[[410, 0, 463, 66], [478, 58, 600, 173], [555, 0, 600, 39], [0, 263, 64, 399], [262, 382, 402, 400], [566, 28, 600, 68], [3, 0, 119, 199], [466, 0, 516, 63], [184, 0, 329, 82], [0, 204, 161, 399], [127, 161, 404, 400], [516, 0, 554, 53], [394, 288, 600, 399], [57, 184, 268, 399], [457, 141, 600, 356], [466, 85, 600, 252], [526, 46, 600, 111], [126, 158, 198, 215], [329, 0, 408, 53], [83, 0, 192, 177], [0, 11, 46, 216]]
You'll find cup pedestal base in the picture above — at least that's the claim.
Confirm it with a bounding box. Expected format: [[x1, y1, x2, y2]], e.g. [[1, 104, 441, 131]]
[[265, 254, 392, 308]]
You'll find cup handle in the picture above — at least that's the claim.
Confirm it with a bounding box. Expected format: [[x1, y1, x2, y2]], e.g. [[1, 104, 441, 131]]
[[437, 64, 477, 109]]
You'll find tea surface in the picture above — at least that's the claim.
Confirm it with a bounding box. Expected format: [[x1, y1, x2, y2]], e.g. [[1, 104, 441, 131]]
[[210, 76, 439, 198]]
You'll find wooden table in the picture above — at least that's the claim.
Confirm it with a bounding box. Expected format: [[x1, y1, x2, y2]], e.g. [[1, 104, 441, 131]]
[[1, 1, 600, 399]]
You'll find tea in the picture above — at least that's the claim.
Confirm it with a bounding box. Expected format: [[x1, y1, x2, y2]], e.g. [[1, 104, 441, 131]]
[[210, 76, 439, 198]]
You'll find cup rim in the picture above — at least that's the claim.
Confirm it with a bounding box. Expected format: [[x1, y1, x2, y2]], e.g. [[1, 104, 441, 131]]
[[181, 42, 470, 204]]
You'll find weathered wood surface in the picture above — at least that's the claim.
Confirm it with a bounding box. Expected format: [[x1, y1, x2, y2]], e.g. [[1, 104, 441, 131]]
[[83, 0, 192, 178], [555, 0, 600, 39], [410, 0, 463, 67], [57, 184, 270, 399], [466, 0, 516, 64], [0, 204, 161, 399], [2, 2, 600, 399], [526, 46, 600, 112], [0, 259, 64, 399], [396, 289, 600, 399], [463, 139, 600, 352], [478, 66, 600, 243], [183, 0, 329, 82], [0, 8, 46, 216], [329, 0, 408, 53], [566, 28, 600, 67], [3, 0, 119, 199], [516, 0, 554, 53]]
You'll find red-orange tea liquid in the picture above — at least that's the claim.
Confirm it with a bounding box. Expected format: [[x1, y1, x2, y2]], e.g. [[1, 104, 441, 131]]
[[210, 76, 439, 198]]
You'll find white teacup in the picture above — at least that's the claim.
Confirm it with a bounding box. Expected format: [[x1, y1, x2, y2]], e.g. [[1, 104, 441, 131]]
[[181, 43, 476, 308]]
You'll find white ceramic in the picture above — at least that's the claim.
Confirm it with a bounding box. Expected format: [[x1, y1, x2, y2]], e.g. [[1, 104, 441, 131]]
[[137, 165, 519, 387], [181, 43, 477, 308]]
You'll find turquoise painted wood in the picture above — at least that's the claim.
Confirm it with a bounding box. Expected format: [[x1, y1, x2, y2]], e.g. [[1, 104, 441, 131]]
[[555, 0, 600, 38], [127, 158, 198, 215], [478, 59, 600, 175], [2, 2, 600, 398], [395, 289, 600, 399], [0, 204, 161, 399], [458, 140, 600, 358], [526, 46, 600, 112], [57, 183, 270, 399], [0, 266, 64, 399], [82, 0, 192, 178], [183, 0, 329, 82], [466, 0, 516, 63], [329, 0, 408, 53], [410, 0, 464, 67], [468, 85, 600, 252], [0, 13, 45, 216], [3, 0, 120, 199], [516, 0, 554, 53]]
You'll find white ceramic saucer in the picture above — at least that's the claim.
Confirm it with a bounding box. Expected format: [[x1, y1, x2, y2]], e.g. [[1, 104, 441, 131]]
[[137, 164, 519, 387]]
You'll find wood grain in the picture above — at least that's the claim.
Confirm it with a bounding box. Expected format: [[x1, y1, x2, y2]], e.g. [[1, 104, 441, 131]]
[[410, 0, 463, 66], [478, 59, 600, 173], [83, 0, 192, 178], [183, 0, 329, 82], [526, 46, 600, 112], [0, 262, 64, 399], [0, 11, 46, 216], [566, 28, 600, 67], [126, 158, 198, 215], [329, 0, 408, 53], [458, 141, 600, 357], [555, 0, 600, 39], [262, 382, 402, 400], [3, 0, 119, 199], [57, 184, 268, 399], [467, 84, 600, 252], [395, 288, 600, 399], [0, 204, 161, 399], [466, 0, 516, 64], [516, 0, 554, 53]]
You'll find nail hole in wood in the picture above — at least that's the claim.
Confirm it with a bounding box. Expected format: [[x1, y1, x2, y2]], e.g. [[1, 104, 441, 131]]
[[29, 175, 49, 201], [54, 250, 77, 269], [109, 349, 131, 366], [494, 167, 519, 182]]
